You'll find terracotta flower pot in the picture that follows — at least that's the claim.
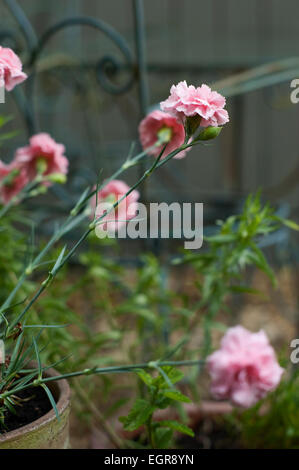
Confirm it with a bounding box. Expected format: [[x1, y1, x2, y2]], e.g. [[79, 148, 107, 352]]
[[0, 366, 71, 449]]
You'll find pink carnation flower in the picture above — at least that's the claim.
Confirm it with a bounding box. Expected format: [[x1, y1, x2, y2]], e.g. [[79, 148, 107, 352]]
[[15, 133, 69, 184], [160, 81, 229, 127], [138, 110, 190, 159], [0, 160, 28, 204], [91, 179, 140, 232], [206, 326, 284, 408], [0, 46, 27, 91]]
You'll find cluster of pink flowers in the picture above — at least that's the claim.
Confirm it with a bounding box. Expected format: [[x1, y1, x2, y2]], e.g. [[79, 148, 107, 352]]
[[0, 133, 69, 204], [94, 82, 228, 231], [139, 81, 229, 160], [91, 179, 139, 232], [0, 48, 283, 412], [0, 46, 27, 92], [0, 47, 68, 204], [207, 326, 284, 408]]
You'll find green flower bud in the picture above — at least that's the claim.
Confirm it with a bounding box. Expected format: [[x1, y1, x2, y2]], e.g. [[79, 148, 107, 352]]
[[195, 126, 222, 141], [29, 185, 48, 197], [135, 294, 147, 306], [46, 173, 67, 184], [25, 265, 33, 275]]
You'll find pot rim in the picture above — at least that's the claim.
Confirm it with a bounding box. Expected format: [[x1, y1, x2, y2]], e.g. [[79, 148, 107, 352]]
[[0, 364, 71, 442]]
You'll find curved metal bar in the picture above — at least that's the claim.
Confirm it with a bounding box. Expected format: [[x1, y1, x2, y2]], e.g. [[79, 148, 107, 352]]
[[132, 0, 149, 228], [133, 0, 149, 117], [11, 86, 35, 136], [0, 29, 20, 50], [3, 0, 38, 52], [28, 16, 135, 95]]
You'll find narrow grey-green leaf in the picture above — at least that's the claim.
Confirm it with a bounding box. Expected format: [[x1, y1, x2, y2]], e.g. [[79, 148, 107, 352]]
[[41, 384, 60, 421]]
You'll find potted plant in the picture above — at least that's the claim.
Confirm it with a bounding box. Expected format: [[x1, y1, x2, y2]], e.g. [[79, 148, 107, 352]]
[[0, 363, 71, 449], [0, 46, 297, 449]]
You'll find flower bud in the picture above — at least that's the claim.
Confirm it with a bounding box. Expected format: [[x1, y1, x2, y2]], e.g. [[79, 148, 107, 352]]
[[29, 185, 48, 197], [25, 265, 33, 275], [195, 126, 222, 141], [46, 173, 67, 184]]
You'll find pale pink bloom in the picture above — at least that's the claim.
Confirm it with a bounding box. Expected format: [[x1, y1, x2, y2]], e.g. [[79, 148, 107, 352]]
[[91, 179, 140, 232], [0, 160, 28, 204], [160, 81, 229, 127], [206, 326, 284, 408], [139, 110, 190, 159], [15, 133, 68, 184], [0, 46, 27, 91]]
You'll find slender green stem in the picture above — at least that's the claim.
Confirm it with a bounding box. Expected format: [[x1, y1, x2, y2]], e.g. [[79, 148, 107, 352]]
[[0, 143, 156, 328], [5, 142, 174, 334], [73, 143, 159, 215], [147, 415, 155, 449], [0, 359, 204, 399]]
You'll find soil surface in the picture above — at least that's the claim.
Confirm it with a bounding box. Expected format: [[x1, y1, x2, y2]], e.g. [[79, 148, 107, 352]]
[[1, 386, 52, 434]]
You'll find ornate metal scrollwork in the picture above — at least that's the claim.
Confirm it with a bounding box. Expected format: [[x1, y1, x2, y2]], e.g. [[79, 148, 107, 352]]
[[2, 0, 146, 134], [28, 17, 136, 96]]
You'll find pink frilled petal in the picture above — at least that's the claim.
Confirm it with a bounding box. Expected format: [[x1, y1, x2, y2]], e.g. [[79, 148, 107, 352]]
[[4, 69, 27, 92], [0, 160, 8, 177], [29, 133, 65, 156], [138, 110, 190, 159], [220, 326, 253, 352], [14, 133, 68, 184], [200, 109, 229, 128], [231, 382, 260, 408], [161, 81, 229, 127], [0, 46, 27, 91], [0, 160, 28, 204], [206, 326, 284, 408]]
